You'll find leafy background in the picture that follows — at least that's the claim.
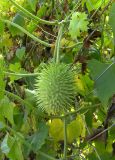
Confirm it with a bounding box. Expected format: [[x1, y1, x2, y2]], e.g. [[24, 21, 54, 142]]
[[0, 0, 115, 160]]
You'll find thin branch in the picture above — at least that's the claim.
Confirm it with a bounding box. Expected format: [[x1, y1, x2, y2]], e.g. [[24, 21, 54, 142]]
[[63, 117, 67, 160], [8, 0, 58, 25], [49, 103, 101, 119], [3, 20, 51, 47], [54, 24, 64, 63], [87, 123, 115, 142], [19, 14, 57, 38], [82, 116, 102, 160], [99, 0, 113, 17], [4, 71, 38, 77]]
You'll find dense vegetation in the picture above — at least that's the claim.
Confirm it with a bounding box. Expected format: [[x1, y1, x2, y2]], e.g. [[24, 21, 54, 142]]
[[0, 0, 115, 159]]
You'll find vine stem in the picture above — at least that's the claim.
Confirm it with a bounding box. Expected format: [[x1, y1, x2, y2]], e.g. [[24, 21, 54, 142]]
[[63, 116, 67, 160], [54, 24, 64, 63], [2, 20, 51, 47], [8, 0, 58, 25], [4, 71, 38, 77], [49, 103, 101, 119], [2, 19, 52, 47]]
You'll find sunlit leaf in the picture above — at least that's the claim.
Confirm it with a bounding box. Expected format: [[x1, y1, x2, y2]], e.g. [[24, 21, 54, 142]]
[[49, 119, 64, 142], [69, 12, 89, 39], [67, 115, 85, 143]]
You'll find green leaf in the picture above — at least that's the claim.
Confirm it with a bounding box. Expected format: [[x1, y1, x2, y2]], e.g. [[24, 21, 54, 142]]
[[0, 122, 5, 129], [0, 55, 5, 100], [16, 47, 25, 60], [0, 20, 5, 34], [9, 13, 25, 36], [0, 96, 14, 125], [28, 122, 48, 151], [9, 62, 26, 82], [82, 0, 109, 12], [1, 134, 10, 154], [25, 89, 36, 106], [27, 0, 38, 12], [1, 134, 24, 160], [109, 2, 115, 37], [69, 12, 89, 39], [88, 59, 115, 105], [8, 136, 24, 160]]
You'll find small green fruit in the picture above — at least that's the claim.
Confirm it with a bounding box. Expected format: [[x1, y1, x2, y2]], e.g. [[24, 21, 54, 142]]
[[35, 63, 76, 114]]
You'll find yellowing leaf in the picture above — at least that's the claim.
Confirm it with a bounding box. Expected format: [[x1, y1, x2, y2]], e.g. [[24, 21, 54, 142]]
[[69, 12, 89, 39], [75, 75, 85, 95], [0, 33, 13, 48], [48, 119, 64, 142], [67, 115, 85, 143], [75, 74, 94, 96]]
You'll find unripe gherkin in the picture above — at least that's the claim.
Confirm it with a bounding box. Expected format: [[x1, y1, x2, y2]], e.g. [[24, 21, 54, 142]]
[[35, 63, 76, 114]]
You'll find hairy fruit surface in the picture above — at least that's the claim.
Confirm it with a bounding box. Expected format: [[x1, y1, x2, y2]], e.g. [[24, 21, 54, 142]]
[[35, 63, 76, 114]]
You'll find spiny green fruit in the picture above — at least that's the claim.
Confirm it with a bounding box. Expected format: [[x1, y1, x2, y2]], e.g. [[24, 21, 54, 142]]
[[35, 63, 76, 114]]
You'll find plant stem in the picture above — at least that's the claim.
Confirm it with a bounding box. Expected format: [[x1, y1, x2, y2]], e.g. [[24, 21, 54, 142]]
[[3, 20, 51, 47], [8, 0, 58, 25], [54, 24, 64, 63], [4, 71, 38, 77], [63, 117, 67, 160], [49, 103, 101, 119], [82, 116, 102, 160]]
